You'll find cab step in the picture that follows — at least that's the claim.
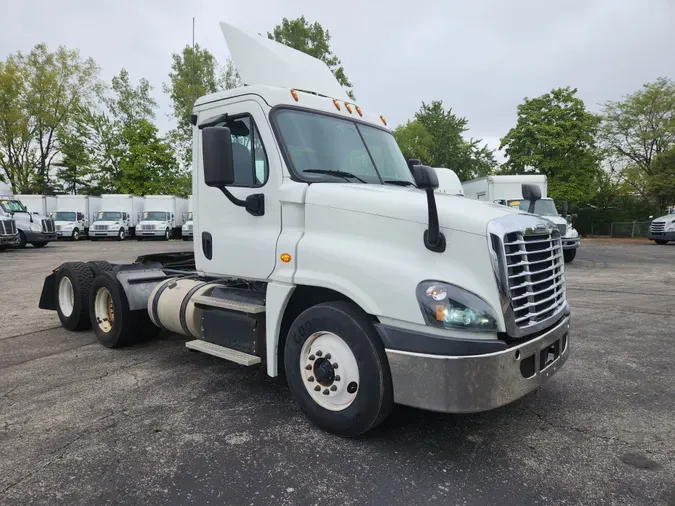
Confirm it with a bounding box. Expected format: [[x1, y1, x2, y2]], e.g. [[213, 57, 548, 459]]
[[193, 295, 265, 314], [185, 340, 262, 366]]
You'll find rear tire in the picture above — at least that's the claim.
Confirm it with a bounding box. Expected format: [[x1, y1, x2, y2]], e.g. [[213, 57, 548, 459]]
[[55, 262, 94, 331], [654, 239, 669, 245], [89, 272, 160, 348], [284, 301, 393, 437], [86, 260, 113, 277], [563, 249, 576, 263]]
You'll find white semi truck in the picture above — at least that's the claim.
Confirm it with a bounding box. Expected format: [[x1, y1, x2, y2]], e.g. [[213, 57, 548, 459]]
[[182, 195, 194, 241], [1, 194, 57, 248], [136, 195, 188, 240], [51, 195, 102, 241], [462, 175, 580, 263], [37, 23, 571, 437], [90, 194, 145, 240]]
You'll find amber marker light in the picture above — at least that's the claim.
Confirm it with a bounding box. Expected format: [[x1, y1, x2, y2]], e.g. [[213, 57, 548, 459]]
[[280, 253, 292, 263], [332, 98, 341, 110], [355, 105, 363, 117], [344, 102, 353, 114], [290, 89, 299, 101], [380, 115, 387, 125]]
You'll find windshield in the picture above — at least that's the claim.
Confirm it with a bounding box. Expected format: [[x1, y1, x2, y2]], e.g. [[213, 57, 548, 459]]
[[143, 211, 168, 221], [0, 200, 27, 213], [52, 211, 76, 222], [187, 212, 193, 221], [274, 109, 415, 185], [96, 211, 121, 221], [509, 199, 559, 216]]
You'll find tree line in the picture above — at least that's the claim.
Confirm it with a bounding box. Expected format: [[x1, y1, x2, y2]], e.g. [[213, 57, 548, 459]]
[[2, 15, 673, 222]]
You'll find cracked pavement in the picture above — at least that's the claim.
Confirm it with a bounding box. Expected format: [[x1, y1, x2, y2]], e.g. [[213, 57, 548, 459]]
[[1, 239, 674, 505]]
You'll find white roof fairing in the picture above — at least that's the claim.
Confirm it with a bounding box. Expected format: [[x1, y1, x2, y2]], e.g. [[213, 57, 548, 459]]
[[219, 22, 349, 101]]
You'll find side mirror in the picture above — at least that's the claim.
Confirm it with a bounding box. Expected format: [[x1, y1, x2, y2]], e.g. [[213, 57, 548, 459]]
[[571, 213, 578, 226], [521, 184, 541, 214], [410, 165, 439, 190], [202, 126, 235, 187], [182, 212, 188, 222], [561, 201, 568, 218], [407, 159, 422, 172]]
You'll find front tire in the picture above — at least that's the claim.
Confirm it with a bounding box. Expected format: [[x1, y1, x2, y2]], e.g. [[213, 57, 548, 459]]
[[72, 229, 80, 241], [563, 249, 576, 263], [17, 231, 26, 248], [284, 301, 393, 437], [55, 262, 94, 331], [164, 228, 170, 241], [117, 228, 126, 241], [654, 239, 669, 245], [89, 272, 160, 348]]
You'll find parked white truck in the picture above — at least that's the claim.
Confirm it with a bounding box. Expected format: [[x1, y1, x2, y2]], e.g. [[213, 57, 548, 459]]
[[90, 194, 144, 241], [182, 195, 194, 241], [137, 195, 188, 240], [648, 206, 675, 244], [1, 194, 57, 248], [51, 195, 102, 241], [38, 23, 571, 437], [462, 175, 580, 262]]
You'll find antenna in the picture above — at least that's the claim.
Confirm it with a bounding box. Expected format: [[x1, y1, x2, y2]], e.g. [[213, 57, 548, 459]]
[[191, 17, 195, 105]]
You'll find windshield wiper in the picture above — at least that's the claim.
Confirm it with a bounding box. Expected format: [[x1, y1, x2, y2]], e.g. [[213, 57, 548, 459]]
[[384, 179, 416, 187], [303, 169, 367, 184]]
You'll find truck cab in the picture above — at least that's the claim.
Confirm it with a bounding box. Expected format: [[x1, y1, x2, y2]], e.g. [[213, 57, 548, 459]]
[[38, 22, 571, 436], [51, 210, 88, 241], [90, 210, 130, 241], [181, 211, 194, 240], [137, 211, 174, 240], [0, 215, 19, 249], [0, 196, 56, 248]]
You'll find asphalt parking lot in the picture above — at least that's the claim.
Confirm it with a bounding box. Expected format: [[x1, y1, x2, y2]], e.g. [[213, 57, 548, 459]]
[[1, 238, 673, 505]]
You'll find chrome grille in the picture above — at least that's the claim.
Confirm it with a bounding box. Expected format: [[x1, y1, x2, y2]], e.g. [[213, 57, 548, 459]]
[[188, 224, 193, 230], [503, 230, 566, 330], [141, 224, 155, 230], [556, 223, 567, 236], [94, 224, 108, 231], [41, 219, 55, 232], [0, 220, 17, 235], [650, 221, 665, 233]]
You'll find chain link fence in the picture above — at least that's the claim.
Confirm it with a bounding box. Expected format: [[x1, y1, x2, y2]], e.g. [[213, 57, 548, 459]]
[[587, 221, 652, 238]]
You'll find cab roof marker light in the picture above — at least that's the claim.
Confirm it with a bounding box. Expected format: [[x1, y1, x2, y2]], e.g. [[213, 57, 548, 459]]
[[344, 102, 353, 114], [290, 89, 299, 101], [355, 105, 363, 117], [380, 115, 387, 126], [332, 98, 341, 111]]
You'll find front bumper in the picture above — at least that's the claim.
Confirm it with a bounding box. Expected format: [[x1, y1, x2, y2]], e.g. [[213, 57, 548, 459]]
[[384, 315, 570, 413], [139, 229, 166, 237], [0, 235, 19, 246], [24, 230, 57, 242], [90, 230, 120, 237], [648, 231, 675, 241], [56, 229, 75, 238], [182, 229, 193, 237], [562, 237, 580, 249]]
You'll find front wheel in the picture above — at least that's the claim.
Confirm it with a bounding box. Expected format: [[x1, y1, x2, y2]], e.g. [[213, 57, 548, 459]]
[[17, 231, 27, 249], [284, 301, 393, 437], [72, 229, 80, 241], [654, 239, 669, 245], [164, 228, 170, 241], [117, 228, 126, 241], [563, 249, 576, 263]]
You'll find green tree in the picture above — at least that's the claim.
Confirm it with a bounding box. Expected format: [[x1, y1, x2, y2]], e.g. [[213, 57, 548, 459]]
[[219, 58, 242, 90], [393, 101, 496, 181], [0, 44, 100, 193], [268, 16, 355, 100], [500, 87, 601, 204], [647, 146, 675, 208], [600, 77, 675, 206], [52, 126, 92, 194]]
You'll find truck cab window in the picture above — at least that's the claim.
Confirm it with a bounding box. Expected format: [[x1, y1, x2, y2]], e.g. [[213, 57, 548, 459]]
[[220, 115, 268, 187]]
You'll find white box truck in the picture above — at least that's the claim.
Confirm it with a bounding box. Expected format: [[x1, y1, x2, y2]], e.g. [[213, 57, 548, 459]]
[[432, 168, 464, 196], [137, 195, 188, 240], [14, 194, 57, 217], [51, 195, 102, 241], [38, 23, 571, 437], [182, 195, 194, 241], [90, 194, 144, 241], [462, 175, 580, 262]]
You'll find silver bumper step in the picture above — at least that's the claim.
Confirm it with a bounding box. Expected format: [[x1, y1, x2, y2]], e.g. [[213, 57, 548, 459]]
[[186, 340, 262, 366], [192, 295, 266, 314]]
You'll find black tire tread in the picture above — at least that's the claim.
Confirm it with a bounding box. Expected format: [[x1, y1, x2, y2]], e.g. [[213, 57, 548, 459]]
[[56, 262, 94, 331]]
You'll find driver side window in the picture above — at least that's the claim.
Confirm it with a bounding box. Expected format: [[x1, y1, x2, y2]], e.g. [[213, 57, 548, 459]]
[[227, 115, 269, 188]]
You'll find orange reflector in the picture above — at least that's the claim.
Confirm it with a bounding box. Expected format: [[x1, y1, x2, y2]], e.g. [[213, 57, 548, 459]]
[[290, 89, 299, 102], [380, 115, 387, 126], [345, 102, 353, 114], [332, 98, 341, 111], [435, 305, 445, 321], [355, 105, 363, 117], [280, 253, 292, 263]]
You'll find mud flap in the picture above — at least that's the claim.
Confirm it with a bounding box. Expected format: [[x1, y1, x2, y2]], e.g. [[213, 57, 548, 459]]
[[38, 271, 57, 310]]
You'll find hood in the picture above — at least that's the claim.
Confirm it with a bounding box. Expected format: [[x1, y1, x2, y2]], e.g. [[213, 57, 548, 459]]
[[653, 214, 675, 223], [304, 184, 522, 236], [11, 211, 49, 224]]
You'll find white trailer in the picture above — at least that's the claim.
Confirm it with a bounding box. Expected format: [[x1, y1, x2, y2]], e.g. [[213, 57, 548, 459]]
[[90, 194, 144, 241], [432, 168, 464, 196], [461, 175, 547, 203], [39, 22, 571, 437], [15, 195, 58, 216], [182, 195, 194, 240], [52, 195, 102, 240], [137, 195, 188, 240]]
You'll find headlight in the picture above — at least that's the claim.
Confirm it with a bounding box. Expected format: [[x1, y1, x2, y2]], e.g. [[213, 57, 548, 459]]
[[416, 281, 498, 332], [29, 224, 42, 232], [568, 228, 579, 237], [155, 225, 164, 230], [63, 225, 74, 230]]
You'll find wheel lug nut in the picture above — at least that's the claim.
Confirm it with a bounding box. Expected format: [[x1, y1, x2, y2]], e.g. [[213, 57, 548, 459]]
[[335, 375, 341, 381], [330, 385, 337, 391], [316, 350, 323, 357], [332, 363, 338, 369], [305, 364, 312, 370], [314, 385, 320, 391], [322, 389, 329, 395], [309, 355, 315, 361], [325, 353, 331, 360], [308, 376, 314, 382]]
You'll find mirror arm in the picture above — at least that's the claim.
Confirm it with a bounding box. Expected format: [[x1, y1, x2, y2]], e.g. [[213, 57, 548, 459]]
[[423, 189, 446, 253], [216, 187, 265, 217]]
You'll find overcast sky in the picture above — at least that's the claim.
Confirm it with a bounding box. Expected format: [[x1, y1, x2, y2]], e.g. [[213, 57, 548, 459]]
[[1, 0, 674, 160]]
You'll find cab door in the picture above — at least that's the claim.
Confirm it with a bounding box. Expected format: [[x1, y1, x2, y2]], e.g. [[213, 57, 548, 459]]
[[195, 97, 282, 280]]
